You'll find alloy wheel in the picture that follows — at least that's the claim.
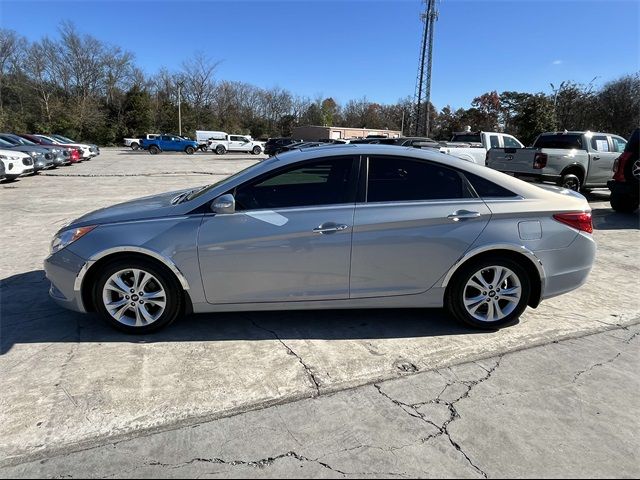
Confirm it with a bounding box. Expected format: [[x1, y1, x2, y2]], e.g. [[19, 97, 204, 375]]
[[102, 268, 167, 327], [633, 159, 640, 181], [463, 266, 522, 323]]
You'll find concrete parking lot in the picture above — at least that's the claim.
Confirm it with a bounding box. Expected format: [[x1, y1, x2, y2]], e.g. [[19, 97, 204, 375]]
[[1, 148, 639, 475]]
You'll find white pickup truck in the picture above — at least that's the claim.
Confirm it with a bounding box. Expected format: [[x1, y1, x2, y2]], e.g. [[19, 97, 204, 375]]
[[124, 134, 159, 151], [207, 133, 264, 155], [439, 131, 524, 165]]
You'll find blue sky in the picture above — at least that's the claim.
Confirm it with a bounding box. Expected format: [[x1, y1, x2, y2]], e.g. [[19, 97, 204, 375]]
[[3, 0, 638, 109]]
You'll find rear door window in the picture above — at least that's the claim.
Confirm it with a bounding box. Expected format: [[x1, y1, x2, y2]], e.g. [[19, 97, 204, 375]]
[[366, 156, 465, 202], [591, 135, 610, 152], [489, 135, 500, 148]]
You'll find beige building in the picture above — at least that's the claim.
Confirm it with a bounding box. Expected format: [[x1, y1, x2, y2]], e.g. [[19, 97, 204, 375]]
[[292, 125, 402, 141]]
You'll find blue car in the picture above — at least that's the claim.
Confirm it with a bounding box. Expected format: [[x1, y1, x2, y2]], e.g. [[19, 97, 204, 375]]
[[141, 134, 199, 155]]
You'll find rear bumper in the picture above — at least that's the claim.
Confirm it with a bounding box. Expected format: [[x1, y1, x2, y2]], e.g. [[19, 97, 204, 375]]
[[537, 232, 596, 300], [608, 180, 639, 196]]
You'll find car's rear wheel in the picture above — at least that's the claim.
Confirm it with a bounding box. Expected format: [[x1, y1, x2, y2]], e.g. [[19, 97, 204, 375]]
[[252, 146, 261, 155], [94, 259, 183, 334], [446, 256, 531, 330], [149, 145, 160, 155], [215, 145, 226, 155], [185, 146, 195, 155], [561, 173, 581, 191]]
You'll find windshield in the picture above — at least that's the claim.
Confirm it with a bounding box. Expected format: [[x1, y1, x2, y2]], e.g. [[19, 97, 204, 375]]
[[185, 160, 273, 202], [10, 135, 34, 145], [37, 135, 59, 143], [54, 135, 74, 143], [0, 138, 14, 148]]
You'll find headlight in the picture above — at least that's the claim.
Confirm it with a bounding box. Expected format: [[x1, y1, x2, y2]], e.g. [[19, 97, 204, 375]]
[[50, 225, 97, 254]]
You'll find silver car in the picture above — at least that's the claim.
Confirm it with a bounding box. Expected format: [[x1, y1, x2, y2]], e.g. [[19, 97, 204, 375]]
[[45, 145, 596, 333]]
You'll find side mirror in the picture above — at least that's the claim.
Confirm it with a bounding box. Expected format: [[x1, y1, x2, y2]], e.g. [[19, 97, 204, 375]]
[[211, 194, 235, 215]]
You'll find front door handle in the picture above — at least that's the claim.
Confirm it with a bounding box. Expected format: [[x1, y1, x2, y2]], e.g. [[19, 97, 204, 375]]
[[593, 156, 601, 160], [313, 222, 349, 234], [447, 210, 481, 222]]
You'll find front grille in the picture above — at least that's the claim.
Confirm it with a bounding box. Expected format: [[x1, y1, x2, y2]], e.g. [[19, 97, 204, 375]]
[[23, 158, 33, 166]]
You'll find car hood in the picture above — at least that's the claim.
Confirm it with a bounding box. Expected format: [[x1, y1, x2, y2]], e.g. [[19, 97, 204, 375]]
[[68, 188, 196, 229]]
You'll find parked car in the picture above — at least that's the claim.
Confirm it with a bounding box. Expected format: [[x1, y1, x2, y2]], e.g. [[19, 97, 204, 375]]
[[50, 134, 100, 157], [36, 134, 93, 160], [0, 149, 35, 180], [486, 131, 627, 192], [45, 144, 595, 334], [124, 134, 159, 151], [608, 128, 639, 213], [439, 131, 524, 165], [0, 133, 69, 166], [272, 141, 328, 154], [0, 137, 54, 171], [16, 133, 82, 163], [264, 137, 303, 156], [18, 134, 83, 163], [0, 156, 5, 180], [141, 134, 200, 154], [208, 134, 264, 155]]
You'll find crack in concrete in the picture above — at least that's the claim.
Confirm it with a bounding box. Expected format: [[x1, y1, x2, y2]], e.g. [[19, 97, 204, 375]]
[[144, 450, 348, 476], [625, 331, 640, 344], [374, 356, 503, 478], [572, 352, 622, 383], [250, 319, 321, 396]]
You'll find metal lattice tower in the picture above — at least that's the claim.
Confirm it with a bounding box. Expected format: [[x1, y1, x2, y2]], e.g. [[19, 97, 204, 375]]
[[412, 0, 439, 137]]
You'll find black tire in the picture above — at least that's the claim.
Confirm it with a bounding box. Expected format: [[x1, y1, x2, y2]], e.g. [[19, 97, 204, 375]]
[[560, 173, 581, 191], [93, 258, 183, 334], [200, 145, 209, 152], [610, 191, 639, 213], [252, 146, 261, 155], [445, 255, 531, 330], [625, 157, 640, 184], [215, 145, 226, 155], [149, 145, 160, 155], [131, 142, 140, 151], [185, 146, 195, 155]]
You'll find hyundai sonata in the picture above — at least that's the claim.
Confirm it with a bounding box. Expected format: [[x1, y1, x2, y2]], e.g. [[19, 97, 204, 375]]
[[45, 145, 596, 333]]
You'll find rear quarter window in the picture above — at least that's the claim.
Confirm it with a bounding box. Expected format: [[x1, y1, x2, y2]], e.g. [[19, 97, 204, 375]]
[[464, 171, 517, 198]]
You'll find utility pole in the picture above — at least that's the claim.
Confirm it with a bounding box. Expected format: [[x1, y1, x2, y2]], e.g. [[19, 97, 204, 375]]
[[412, 0, 439, 137]]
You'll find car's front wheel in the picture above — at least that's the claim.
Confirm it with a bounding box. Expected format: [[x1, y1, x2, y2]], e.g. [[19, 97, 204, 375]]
[[94, 258, 183, 334], [252, 146, 261, 155], [185, 146, 195, 155], [446, 256, 531, 330]]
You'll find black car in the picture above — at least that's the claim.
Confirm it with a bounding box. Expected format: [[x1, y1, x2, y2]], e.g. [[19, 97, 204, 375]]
[[264, 138, 303, 156], [608, 128, 639, 213]]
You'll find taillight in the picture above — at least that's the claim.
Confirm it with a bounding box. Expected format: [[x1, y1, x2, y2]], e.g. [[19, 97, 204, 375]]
[[533, 152, 547, 169], [612, 152, 631, 182], [553, 212, 593, 234]]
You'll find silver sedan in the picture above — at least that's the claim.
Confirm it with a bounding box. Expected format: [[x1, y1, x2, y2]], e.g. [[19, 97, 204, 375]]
[[45, 145, 596, 333]]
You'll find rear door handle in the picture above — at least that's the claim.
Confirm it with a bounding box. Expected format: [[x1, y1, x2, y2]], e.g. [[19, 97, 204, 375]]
[[593, 156, 600, 160], [313, 222, 349, 234], [447, 210, 481, 221]]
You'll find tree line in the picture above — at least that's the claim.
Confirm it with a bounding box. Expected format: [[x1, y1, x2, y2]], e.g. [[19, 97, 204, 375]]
[[1, 24, 638, 146]]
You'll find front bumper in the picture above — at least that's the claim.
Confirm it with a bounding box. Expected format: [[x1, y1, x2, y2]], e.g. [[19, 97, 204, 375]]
[[44, 248, 88, 313]]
